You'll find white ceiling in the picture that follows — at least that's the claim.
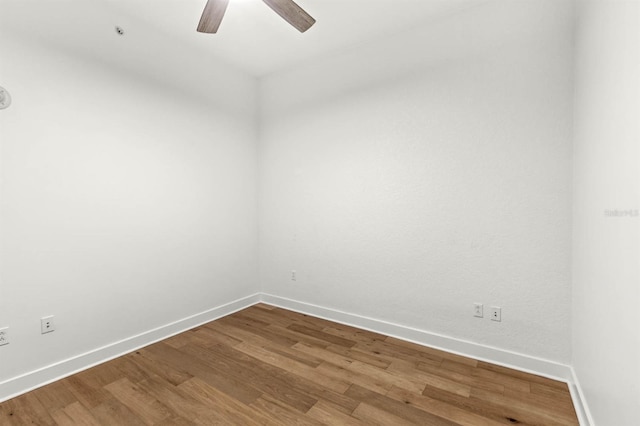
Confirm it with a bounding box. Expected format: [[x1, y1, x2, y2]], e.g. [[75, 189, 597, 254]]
[[0, 0, 483, 76]]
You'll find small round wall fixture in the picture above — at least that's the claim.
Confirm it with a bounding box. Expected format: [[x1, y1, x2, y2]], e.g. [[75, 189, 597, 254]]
[[115, 26, 124, 36], [0, 86, 11, 110]]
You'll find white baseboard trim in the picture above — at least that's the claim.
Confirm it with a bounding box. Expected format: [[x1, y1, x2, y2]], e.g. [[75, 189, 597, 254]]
[[260, 294, 573, 382], [0, 293, 261, 404], [568, 367, 595, 426]]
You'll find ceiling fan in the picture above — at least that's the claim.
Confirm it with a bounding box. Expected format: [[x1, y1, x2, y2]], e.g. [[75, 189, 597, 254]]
[[197, 0, 316, 34]]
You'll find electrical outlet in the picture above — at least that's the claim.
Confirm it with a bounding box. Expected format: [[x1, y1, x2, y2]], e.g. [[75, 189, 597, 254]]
[[474, 303, 484, 318], [0, 327, 8, 346], [41, 316, 55, 334], [291, 270, 297, 281], [490, 307, 502, 322]]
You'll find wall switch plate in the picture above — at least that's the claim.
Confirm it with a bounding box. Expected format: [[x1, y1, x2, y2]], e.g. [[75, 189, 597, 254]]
[[0, 327, 8, 346], [474, 303, 484, 318], [490, 307, 502, 322], [41, 316, 55, 334], [291, 270, 296, 281]]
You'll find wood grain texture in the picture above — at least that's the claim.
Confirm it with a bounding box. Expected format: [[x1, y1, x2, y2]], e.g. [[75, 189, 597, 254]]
[[262, 0, 315, 33], [197, 0, 230, 34], [0, 304, 579, 425]]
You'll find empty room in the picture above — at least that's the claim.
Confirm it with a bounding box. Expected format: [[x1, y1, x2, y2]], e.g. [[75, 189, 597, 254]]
[[0, 0, 638, 424]]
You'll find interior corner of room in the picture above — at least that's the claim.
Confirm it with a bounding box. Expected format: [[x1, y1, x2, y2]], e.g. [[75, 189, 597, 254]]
[[0, 0, 638, 425]]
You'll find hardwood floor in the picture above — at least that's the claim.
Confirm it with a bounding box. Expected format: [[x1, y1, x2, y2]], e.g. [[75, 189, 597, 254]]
[[0, 304, 579, 425]]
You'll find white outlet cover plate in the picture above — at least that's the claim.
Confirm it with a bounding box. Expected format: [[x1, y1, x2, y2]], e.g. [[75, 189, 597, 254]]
[[41, 316, 55, 334], [490, 307, 502, 322], [474, 303, 483, 318]]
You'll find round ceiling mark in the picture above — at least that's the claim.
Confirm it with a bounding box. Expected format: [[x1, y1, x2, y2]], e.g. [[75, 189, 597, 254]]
[[0, 86, 11, 110], [115, 26, 125, 36]]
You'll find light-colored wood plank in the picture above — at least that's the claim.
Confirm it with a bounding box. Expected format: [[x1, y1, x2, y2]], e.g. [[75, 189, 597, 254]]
[[307, 400, 366, 426], [471, 366, 532, 393], [471, 386, 579, 426], [126, 351, 194, 387], [249, 394, 324, 426], [322, 325, 389, 345], [181, 342, 319, 413], [352, 402, 417, 426], [209, 320, 300, 348], [325, 343, 392, 369], [177, 377, 267, 425], [316, 360, 392, 395], [421, 382, 528, 425], [389, 359, 472, 397], [385, 336, 478, 367], [234, 341, 351, 393], [194, 324, 243, 348], [134, 374, 215, 425], [478, 360, 567, 389], [530, 381, 574, 401], [64, 376, 112, 410], [60, 401, 101, 426], [32, 380, 78, 413], [103, 378, 172, 425], [293, 341, 385, 370], [287, 323, 357, 347], [14, 391, 56, 425], [163, 330, 211, 349], [50, 408, 76, 426], [141, 342, 263, 405], [90, 397, 147, 426], [386, 385, 505, 426], [346, 384, 458, 426], [409, 359, 505, 394], [265, 323, 339, 348], [354, 339, 444, 367]]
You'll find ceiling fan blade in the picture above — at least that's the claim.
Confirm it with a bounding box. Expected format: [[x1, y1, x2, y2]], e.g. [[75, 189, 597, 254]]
[[197, 0, 230, 34], [262, 0, 316, 33]]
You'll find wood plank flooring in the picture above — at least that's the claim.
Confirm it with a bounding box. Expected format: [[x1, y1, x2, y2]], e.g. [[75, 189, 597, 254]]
[[0, 304, 579, 425]]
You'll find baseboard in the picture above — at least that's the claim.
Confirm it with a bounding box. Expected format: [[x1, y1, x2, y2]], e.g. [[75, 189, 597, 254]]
[[0, 293, 261, 403], [260, 294, 573, 382], [568, 367, 595, 426]]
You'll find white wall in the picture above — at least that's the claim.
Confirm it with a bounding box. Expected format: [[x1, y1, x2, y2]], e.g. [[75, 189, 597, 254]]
[[0, 30, 259, 387], [259, 0, 574, 363], [572, 1, 640, 424]]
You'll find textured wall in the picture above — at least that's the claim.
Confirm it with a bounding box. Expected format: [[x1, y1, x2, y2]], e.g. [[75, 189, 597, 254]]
[[259, 0, 574, 362], [572, 1, 640, 424], [0, 33, 258, 382], [0, 0, 594, 404]]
